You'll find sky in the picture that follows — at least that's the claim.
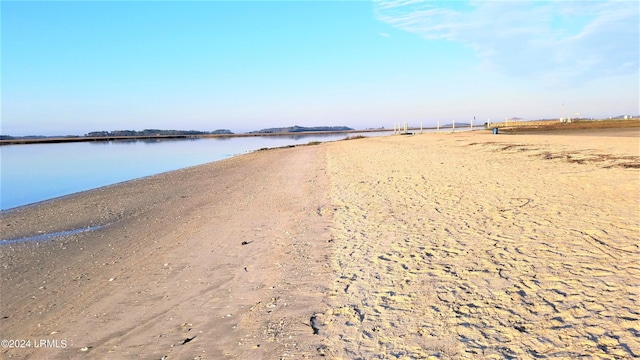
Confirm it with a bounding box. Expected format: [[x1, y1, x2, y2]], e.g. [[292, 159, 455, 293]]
[[1, 0, 638, 136]]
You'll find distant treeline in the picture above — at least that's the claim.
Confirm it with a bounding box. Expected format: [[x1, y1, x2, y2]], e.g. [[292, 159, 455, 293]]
[[85, 129, 234, 137], [249, 125, 353, 134]]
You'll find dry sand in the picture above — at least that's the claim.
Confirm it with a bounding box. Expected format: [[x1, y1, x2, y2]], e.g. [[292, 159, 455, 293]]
[[1, 128, 639, 359], [316, 128, 639, 359]]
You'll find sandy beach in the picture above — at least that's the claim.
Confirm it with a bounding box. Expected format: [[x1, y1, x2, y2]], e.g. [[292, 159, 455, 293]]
[[1, 128, 638, 359]]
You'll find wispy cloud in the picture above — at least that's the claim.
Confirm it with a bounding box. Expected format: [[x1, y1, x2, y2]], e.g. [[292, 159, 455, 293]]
[[373, 0, 639, 85]]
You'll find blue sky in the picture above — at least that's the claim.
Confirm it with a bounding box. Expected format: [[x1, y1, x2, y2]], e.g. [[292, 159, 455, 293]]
[[2, 1, 638, 135]]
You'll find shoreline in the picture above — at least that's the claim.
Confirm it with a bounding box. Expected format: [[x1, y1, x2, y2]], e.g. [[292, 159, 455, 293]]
[[4, 126, 635, 215], [1, 144, 334, 359], [1, 128, 638, 358], [0, 134, 381, 213]]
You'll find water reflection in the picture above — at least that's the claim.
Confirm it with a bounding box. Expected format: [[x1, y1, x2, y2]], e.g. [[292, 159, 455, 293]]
[[87, 137, 203, 145]]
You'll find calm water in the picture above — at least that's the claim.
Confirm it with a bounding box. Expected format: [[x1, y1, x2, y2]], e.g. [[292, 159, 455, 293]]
[[0, 132, 393, 210]]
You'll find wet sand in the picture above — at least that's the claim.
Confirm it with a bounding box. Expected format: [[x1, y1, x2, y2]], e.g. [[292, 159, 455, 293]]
[[1, 145, 333, 359], [1, 128, 638, 359]]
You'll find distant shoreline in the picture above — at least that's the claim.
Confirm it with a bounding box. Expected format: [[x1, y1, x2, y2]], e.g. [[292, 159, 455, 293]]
[[3, 118, 638, 145], [0, 128, 391, 146]]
